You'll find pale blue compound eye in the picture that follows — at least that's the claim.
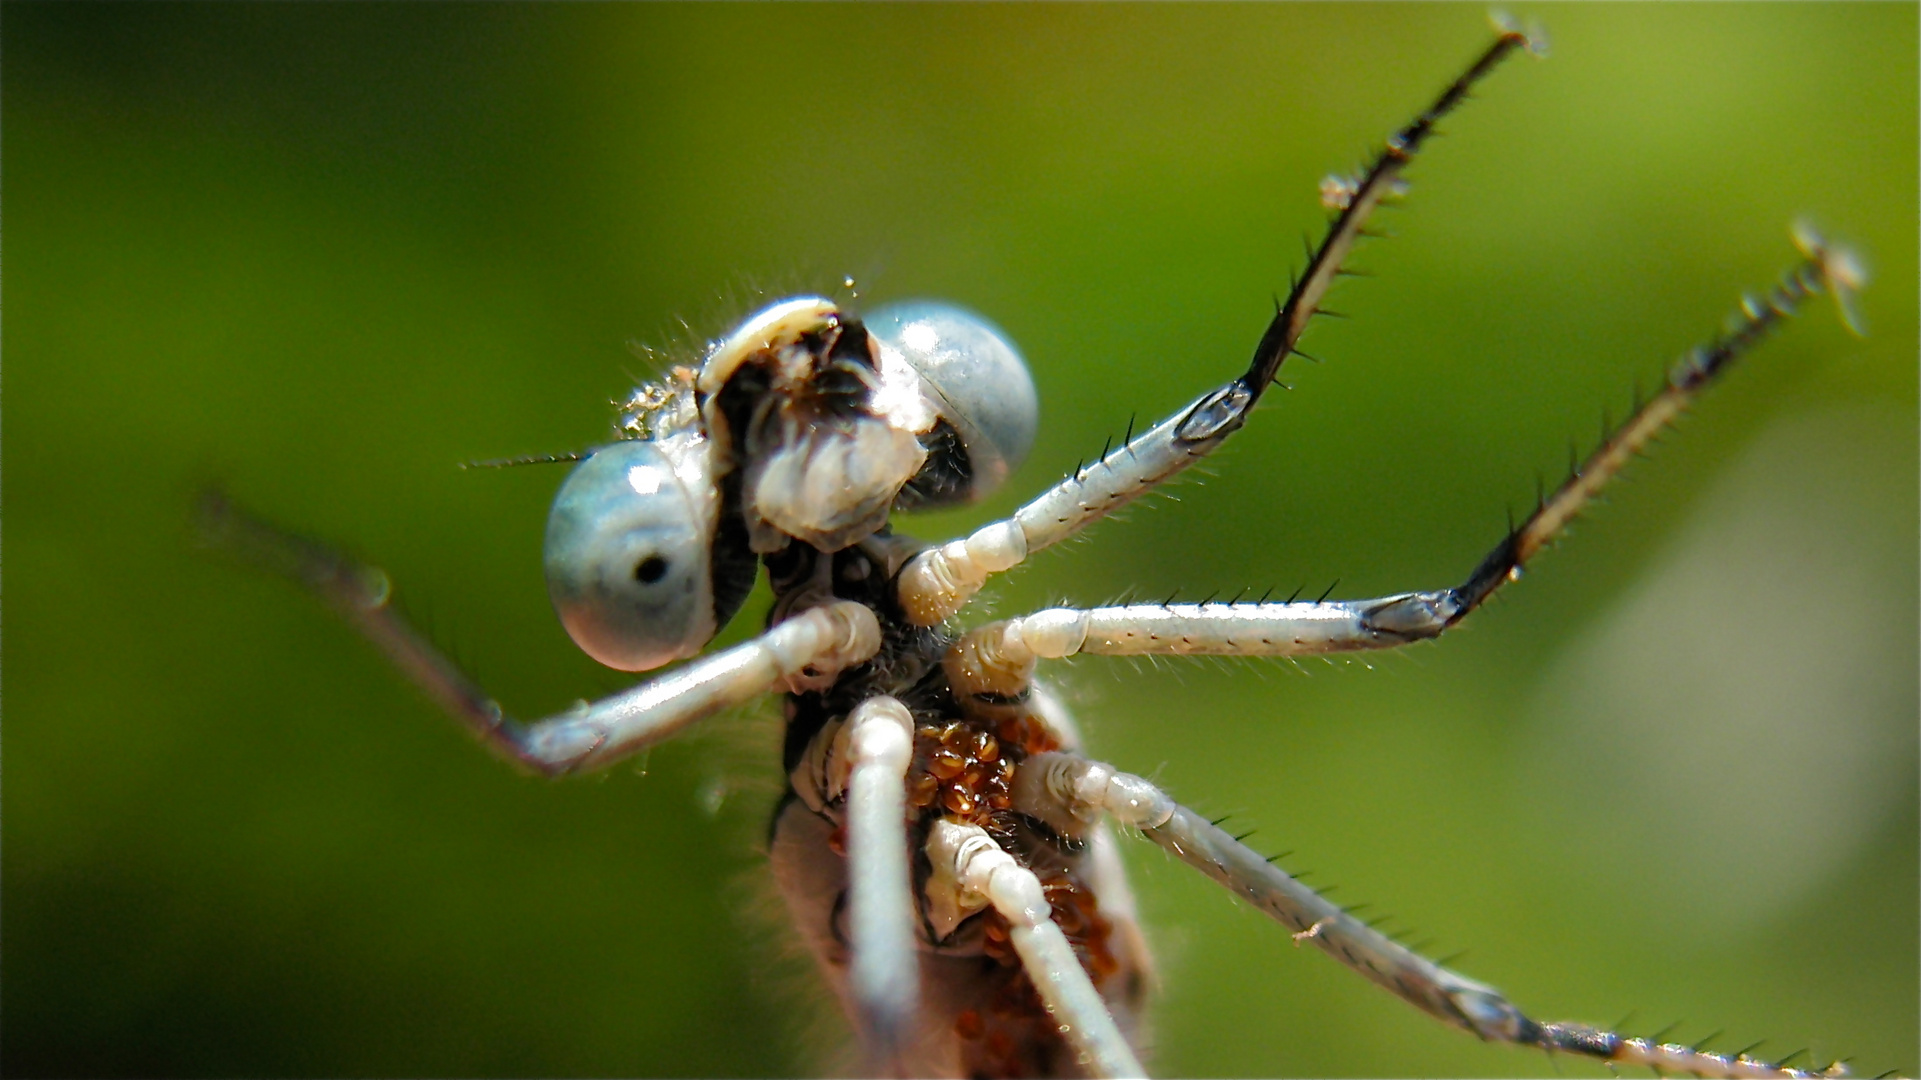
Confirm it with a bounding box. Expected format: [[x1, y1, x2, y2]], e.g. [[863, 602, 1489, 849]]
[[544, 440, 717, 672], [865, 302, 1039, 510]]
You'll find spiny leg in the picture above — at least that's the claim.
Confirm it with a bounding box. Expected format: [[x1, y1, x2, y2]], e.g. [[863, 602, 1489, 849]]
[[942, 233, 1865, 703], [1454, 225, 1863, 616], [925, 820, 1146, 1079], [897, 23, 1542, 627], [838, 697, 922, 1074], [946, 593, 1463, 699], [1011, 750, 1850, 1080], [198, 492, 881, 776]]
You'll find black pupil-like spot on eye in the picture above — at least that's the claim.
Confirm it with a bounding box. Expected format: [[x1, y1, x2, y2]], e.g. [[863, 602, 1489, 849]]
[[635, 555, 669, 584]]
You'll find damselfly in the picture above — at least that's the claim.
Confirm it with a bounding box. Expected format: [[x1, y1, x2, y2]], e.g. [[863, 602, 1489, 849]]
[[192, 9, 1913, 1078]]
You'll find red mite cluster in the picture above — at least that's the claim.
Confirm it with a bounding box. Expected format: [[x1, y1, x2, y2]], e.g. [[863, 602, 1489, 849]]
[[908, 718, 1030, 822]]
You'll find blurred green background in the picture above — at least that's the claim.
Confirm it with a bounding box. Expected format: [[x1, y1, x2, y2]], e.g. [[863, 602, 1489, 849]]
[[7, 4, 1915, 1077]]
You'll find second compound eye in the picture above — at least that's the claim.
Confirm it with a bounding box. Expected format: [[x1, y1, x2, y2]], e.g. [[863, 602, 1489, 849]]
[[543, 440, 718, 672]]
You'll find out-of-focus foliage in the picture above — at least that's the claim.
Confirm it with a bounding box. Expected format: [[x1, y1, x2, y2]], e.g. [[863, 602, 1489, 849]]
[[6, 5, 1914, 1077]]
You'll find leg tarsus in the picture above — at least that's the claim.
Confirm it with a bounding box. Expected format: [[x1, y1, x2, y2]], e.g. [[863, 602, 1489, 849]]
[[1449, 233, 1865, 621]]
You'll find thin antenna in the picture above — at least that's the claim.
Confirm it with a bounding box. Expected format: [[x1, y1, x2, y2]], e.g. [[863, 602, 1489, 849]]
[[458, 451, 587, 470]]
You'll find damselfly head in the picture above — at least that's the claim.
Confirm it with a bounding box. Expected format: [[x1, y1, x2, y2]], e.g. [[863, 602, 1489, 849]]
[[547, 297, 1038, 670], [684, 297, 1040, 556]]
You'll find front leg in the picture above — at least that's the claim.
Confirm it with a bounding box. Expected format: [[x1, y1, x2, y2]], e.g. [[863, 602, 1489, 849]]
[[198, 491, 880, 776], [895, 25, 1542, 627]]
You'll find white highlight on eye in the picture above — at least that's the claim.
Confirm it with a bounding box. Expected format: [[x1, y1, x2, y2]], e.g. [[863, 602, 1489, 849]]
[[900, 320, 939, 353], [626, 464, 666, 496], [872, 340, 937, 435]]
